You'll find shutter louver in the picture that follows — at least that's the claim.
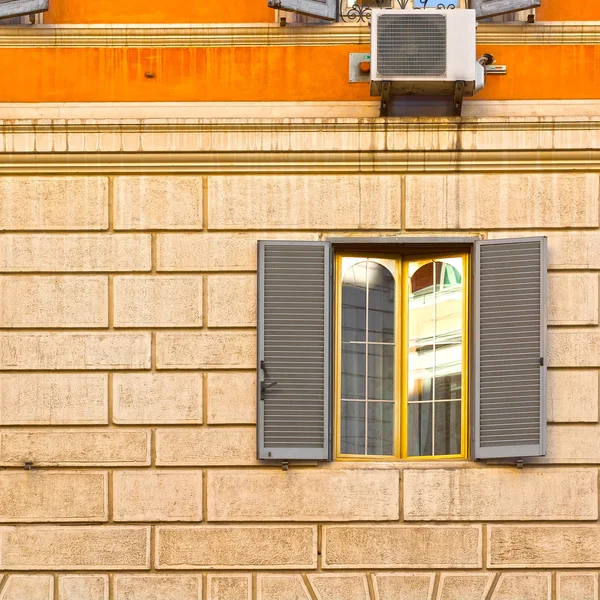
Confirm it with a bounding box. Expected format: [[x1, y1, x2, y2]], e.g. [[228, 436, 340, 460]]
[[267, 0, 337, 21], [473, 237, 547, 459], [471, 0, 540, 20], [257, 241, 332, 461], [0, 0, 48, 19]]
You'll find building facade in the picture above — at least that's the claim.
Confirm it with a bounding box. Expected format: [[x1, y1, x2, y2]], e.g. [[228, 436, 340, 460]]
[[0, 0, 599, 598]]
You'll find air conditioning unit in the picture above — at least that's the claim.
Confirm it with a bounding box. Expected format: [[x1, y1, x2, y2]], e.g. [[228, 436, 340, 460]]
[[370, 9, 485, 97]]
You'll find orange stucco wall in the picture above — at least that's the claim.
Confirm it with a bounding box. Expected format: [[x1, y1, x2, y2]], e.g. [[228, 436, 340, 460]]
[[44, 1, 275, 24], [43, 0, 598, 24], [537, 0, 600, 21], [0, 45, 598, 102]]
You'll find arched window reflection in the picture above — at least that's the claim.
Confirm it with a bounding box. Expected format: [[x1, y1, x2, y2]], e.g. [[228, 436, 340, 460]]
[[407, 258, 463, 457], [340, 259, 395, 456]]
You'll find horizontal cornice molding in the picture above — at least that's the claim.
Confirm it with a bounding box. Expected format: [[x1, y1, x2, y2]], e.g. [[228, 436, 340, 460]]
[[1, 150, 599, 175], [1, 117, 600, 154], [0, 21, 599, 48]]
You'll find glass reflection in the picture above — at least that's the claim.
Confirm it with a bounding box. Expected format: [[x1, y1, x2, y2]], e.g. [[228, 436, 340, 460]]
[[340, 258, 395, 456], [407, 258, 464, 457]]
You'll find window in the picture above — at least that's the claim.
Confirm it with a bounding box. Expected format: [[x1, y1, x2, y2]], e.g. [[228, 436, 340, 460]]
[[336, 253, 468, 460], [257, 238, 547, 464]]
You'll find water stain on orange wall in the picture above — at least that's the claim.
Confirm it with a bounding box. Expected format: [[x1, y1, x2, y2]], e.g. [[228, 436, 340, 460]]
[[0, 45, 598, 102]]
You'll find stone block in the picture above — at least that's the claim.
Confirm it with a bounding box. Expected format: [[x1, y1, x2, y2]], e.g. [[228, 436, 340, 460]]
[[436, 574, 495, 600], [0, 276, 108, 328], [0, 234, 151, 272], [156, 428, 257, 466], [490, 574, 551, 600], [549, 330, 600, 367], [113, 576, 202, 600], [207, 176, 402, 230], [157, 232, 318, 272], [113, 276, 203, 327], [207, 469, 399, 521], [113, 373, 203, 424], [307, 574, 370, 600], [538, 425, 600, 463], [0, 430, 150, 466], [323, 525, 482, 569], [403, 468, 597, 521], [156, 525, 317, 569], [207, 575, 251, 600], [206, 372, 256, 424], [156, 332, 255, 369], [0, 526, 150, 570], [59, 576, 109, 600], [0, 332, 151, 370], [488, 525, 600, 568], [406, 174, 598, 229], [548, 370, 599, 423], [0, 471, 106, 522], [257, 575, 312, 600], [113, 471, 202, 522], [207, 275, 256, 327], [372, 573, 435, 600], [0, 374, 107, 425], [0, 576, 54, 600], [0, 177, 108, 231], [557, 573, 599, 600], [549, 274, 598, 325], [114, 176, 203, 230]]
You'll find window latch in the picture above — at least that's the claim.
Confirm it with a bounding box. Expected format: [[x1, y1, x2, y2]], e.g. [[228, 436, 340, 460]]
[[261, 381, 278, 392]]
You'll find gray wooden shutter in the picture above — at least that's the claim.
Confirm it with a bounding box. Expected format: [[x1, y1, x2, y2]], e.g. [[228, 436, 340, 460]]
[[472, 0, 540, 19], [267, 0, 337, 21], [0, 0, 48, 18], [257, 241, 332, 461], [473, 237, 547, 460]]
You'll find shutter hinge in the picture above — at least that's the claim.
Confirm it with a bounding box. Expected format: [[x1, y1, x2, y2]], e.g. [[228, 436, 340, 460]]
[[516, 459, 524, 469], [281, 461, 289, 471], [540, 357, 544, 366]]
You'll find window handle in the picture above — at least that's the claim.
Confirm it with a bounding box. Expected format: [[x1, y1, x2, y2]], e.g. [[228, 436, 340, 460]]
[[261, 381, 278, 392]]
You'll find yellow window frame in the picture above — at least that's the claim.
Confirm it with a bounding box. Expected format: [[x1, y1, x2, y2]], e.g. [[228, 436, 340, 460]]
[[334, 251, 470, 461]]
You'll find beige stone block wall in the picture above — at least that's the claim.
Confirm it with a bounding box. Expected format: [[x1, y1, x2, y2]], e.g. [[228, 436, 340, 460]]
[[0, 165, 599, 589]]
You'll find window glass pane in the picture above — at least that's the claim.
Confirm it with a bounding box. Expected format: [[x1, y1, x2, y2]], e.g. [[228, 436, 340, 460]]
[[341, 343, 365, 399], [434, 401, 462, 456], [367, 402, 394, 456], [407, 257, 464, 457], [368, 344, 394, 400], [408, 402, 433, 457], [340, 258, 396, 456], [342, 262, 367, 342], [368, 262, 395, 343], [341, 401, 366, 455]]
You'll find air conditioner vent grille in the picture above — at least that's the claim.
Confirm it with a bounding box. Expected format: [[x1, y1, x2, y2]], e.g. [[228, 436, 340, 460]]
[[376, 13, 447, 78]]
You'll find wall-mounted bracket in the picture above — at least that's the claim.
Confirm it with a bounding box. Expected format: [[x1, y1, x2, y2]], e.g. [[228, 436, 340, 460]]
[[380, 82, 391, 117], [453, 81, 466, 116]]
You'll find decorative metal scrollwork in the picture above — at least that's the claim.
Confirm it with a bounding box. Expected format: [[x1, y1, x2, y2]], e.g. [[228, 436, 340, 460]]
[[340, 0, 456, 23]]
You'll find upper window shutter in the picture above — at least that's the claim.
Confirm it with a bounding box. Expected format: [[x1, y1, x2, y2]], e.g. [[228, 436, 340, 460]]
[[473, 237, 547, 460], [471, 0, 540, 19], [0, 0, 48, 18], [257, 241, 332, 461], [267, 0, 337, 21]]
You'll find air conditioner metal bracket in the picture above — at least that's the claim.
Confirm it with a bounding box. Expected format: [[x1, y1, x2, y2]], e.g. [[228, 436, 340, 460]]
[[379, 81, 392, 117], [453, 81, 466, 116]]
